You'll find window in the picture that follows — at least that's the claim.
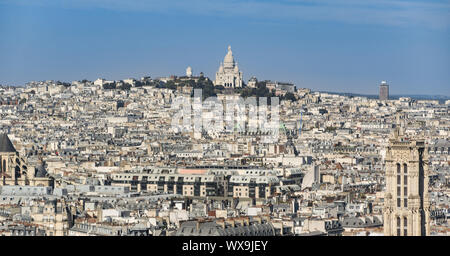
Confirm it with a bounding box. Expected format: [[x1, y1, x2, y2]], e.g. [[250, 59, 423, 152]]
[[397, 187, 401, 196], [397, 175, 401, 185], [397, 198, 401, 207], [403, 166, 408, 208], [403, 217, 407, 236], [397, 163, 401, 174], [397, 217, 401, 236]]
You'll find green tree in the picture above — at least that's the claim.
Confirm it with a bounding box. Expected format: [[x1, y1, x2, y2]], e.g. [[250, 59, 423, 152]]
[[284, 92, 296, 101]]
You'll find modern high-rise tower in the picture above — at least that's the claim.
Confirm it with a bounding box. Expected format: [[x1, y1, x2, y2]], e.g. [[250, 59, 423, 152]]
[[379, 81, 389, 100], [383, 122, 430, 236]]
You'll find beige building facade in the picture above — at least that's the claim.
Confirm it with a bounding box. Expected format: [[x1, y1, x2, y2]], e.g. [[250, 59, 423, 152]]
[[30, 199, 72, 236], [383, 127, 430, 236]]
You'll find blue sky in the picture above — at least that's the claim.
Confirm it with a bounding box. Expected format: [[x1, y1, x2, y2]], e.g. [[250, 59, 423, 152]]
[[0, 0, 449, 95]]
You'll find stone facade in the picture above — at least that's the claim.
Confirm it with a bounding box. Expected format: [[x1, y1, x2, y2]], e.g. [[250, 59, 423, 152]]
[[383, 127, 430, 236], [379, 81, 389, 100]]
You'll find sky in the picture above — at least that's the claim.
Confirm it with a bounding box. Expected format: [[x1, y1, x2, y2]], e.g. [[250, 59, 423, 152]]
[[0, 0, 449, 96]]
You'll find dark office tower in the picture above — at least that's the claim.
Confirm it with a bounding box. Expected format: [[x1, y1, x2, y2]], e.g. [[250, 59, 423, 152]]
[[379, 81, 389, 100]]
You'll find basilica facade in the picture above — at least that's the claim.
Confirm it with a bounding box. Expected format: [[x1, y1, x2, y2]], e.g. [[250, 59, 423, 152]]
[[214, 46, 243, 88], [0, 134, 53, 187]]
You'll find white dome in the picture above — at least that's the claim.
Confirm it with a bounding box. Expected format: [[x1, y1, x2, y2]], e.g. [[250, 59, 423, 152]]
[[223, 45, 235, 68]]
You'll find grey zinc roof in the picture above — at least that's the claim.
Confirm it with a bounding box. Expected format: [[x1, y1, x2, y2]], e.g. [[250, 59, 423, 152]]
[[34, 163, 48, 178], [175, 221, 275, 236], [0, 134, 16, 153]]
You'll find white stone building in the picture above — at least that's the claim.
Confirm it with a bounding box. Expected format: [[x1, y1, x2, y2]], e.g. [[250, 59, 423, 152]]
[[383, 124, 431, 236], [214, 46, 243, 88]]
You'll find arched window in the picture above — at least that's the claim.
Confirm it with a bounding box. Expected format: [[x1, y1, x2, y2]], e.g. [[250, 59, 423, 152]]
[[15, 166, 21, 178], [403, 164, 408, 208], [403, 164, 408, 185], [397, 163, 401, 174]]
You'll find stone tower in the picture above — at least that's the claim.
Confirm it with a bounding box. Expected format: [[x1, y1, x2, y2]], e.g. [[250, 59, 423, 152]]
[[383, 122, 430, 236], [0, 134, 53, 186], [214, 46, 243, 88]]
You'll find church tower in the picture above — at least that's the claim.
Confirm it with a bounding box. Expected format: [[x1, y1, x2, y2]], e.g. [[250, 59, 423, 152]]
[[383, 121, 430, 236], [0, 134, 20, 185]]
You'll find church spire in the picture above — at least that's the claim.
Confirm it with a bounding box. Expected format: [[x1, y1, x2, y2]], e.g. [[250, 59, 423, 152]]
[[0, 134, 16, 153]]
